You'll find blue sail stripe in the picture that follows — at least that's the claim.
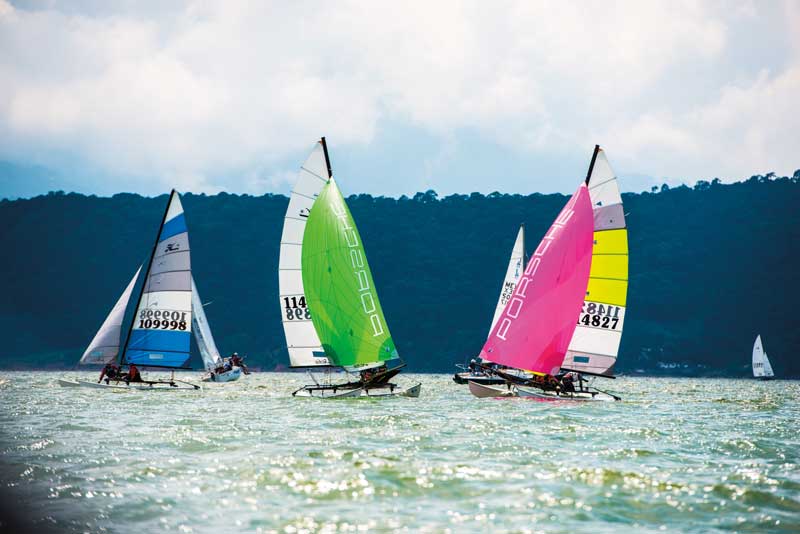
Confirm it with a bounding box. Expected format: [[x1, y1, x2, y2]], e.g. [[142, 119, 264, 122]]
[[128, 329, 190, 353], [124, 349, 191, 368], [159, 214, 187, 242]]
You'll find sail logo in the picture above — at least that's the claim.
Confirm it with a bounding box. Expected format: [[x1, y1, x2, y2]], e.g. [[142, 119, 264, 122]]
[[495, 198, 577, 341], [331, 200, 385, 337]]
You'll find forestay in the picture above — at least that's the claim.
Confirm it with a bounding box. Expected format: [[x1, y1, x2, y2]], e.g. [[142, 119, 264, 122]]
[[562, 146, 629, 376], [752, 335, 774, 378], [488, 225, 525, 338], [279, 140, 331, 368], [80, 267, 141, 365], [480, 185, 594, 376], [191, 276, 221, 371], [122, 191, 193, 368], [301, 177, 399, 371]]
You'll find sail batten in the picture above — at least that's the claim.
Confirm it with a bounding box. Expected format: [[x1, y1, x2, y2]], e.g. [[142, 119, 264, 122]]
[[563, 147, 629, 375], [279, 140, 331, 368]]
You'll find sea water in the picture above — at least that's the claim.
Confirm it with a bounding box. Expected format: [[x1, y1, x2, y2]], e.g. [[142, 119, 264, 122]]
[[0, 372, 798, 533]]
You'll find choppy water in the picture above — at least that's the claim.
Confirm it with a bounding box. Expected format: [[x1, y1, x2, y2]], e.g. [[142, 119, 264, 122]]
[[0, 372, 798, 533]]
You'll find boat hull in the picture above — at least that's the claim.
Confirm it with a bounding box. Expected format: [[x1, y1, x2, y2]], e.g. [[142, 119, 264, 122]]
[[57, 379, 201, 391], [454, 372, 507, 385], [201, 366, 242, 383], [293, 382, 422, 399], [468, 380, 618, 401], [515, 385, 618, 402], [468, 381, 515, 398]]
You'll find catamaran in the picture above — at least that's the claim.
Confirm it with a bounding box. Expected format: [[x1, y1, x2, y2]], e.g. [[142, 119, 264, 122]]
[[453, 225, 532, 386], [194, 278, 246, 382], [279, 138, 421, 398], [58, 190, 237, 390], [752, 335, 774, 380], [469, 145, 628, 401]]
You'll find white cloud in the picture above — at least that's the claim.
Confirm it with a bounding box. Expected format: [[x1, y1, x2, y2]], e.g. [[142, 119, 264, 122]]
[[0, 0, 797, 195]]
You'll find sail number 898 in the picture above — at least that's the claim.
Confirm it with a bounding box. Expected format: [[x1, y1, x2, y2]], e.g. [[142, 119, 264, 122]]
[[283, 296, 311, 321]]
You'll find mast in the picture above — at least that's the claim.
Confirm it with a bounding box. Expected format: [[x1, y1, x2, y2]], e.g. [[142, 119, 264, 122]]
[[321, 137, 333, 179], [585, 144, 600, 185], [118, 190, 176, 366]]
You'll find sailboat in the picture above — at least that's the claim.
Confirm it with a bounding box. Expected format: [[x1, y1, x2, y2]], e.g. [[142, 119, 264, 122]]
[[752, 335, 775, 380], [194, 278, 245, 382], [468, 145, 627, 401], [58, 191, 233, 390], [453, 225, 532, 386], [280, 138, 421, 398]]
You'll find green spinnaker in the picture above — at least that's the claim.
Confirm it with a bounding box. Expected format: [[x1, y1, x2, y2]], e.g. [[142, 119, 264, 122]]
[[301, 178, 398, 369]]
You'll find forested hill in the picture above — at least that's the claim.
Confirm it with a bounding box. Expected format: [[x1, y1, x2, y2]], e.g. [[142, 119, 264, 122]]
[[1, 173, 798, 376]]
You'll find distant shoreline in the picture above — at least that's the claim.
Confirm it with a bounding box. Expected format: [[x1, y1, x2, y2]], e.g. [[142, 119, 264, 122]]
[[0, 368, 794, 379]]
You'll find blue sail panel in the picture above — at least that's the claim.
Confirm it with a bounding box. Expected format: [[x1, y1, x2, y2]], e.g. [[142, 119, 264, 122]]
[[128, 329, 191, 354], [159, 214, 187, 242], [125, 349, 191, 368]]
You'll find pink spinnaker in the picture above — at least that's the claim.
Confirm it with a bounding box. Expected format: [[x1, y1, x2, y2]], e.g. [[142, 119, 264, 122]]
[[480, 184, 593, 375]]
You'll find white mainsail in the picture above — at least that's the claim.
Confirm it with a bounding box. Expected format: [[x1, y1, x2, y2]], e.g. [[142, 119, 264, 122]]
[[278, 139, 331, 367], [752, 335, 774, 378], [488, 225, 525, 337], [191, 276, 222, 371], [80, 267, 141, 365], [562, 146, 629, 376]]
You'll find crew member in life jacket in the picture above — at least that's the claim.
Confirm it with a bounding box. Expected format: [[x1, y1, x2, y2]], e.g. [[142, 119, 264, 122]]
[[98, 363, 119, 383], [126, 363, 143, 383]]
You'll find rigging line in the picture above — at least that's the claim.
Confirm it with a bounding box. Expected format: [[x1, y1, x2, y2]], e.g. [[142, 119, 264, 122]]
[[285, 216, 310, 223]]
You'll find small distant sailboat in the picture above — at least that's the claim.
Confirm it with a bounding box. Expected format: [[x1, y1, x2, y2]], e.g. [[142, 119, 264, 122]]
[[194, 278, 246, 382], [469, 145, 626, 401], [280, 138, 421, 398], [752, 335, 774, 380], [453, 225, 532, 386], [58, 191, 238, 390]]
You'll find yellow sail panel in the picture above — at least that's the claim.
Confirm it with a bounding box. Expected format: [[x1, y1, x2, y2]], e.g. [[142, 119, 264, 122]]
[[589, 254, 628, 281], [585, 278, 627, 306], [592, 229, 628, 255]]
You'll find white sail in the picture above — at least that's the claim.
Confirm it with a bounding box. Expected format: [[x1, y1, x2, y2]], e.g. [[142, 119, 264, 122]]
[[191, 276, 222, 371], [752, 335, 774, 378], [278, 139, 331, 367], [562, 146, 629, 376], [488, 225, 525, 337], [80, 267, 141, 365]]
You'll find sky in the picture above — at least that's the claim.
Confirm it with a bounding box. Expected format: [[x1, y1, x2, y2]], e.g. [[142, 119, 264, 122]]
[[1, 0, 799, 198]]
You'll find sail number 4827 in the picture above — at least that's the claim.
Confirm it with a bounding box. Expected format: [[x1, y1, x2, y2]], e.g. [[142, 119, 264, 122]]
[[578, 302, 621, 330], [283, 296, 311, 321]]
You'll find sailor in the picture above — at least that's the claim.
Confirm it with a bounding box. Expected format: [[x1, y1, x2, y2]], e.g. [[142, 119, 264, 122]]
[[127, 363, 143, 383], [560, 372, 576, 393], [98, 363, 117, 383], [468, 359, 478, 374]]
